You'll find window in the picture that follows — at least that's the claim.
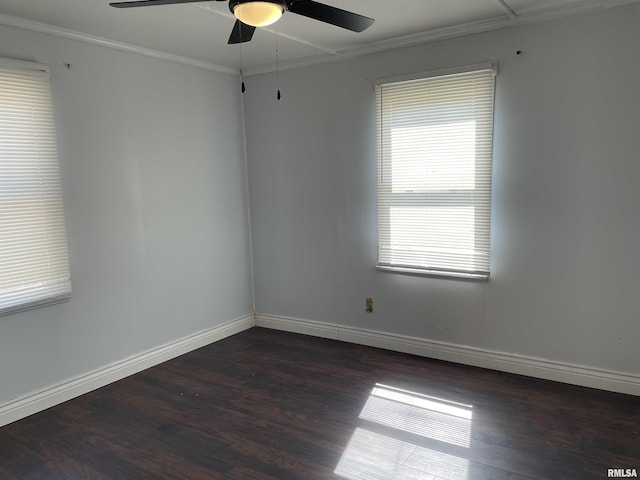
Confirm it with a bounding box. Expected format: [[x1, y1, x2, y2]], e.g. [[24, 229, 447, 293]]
[[0, 59, 71, 316], [376, 64, 496, 279]]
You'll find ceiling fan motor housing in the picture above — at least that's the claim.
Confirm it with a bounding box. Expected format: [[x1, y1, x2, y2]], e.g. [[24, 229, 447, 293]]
[[229, 0, 288, 26]]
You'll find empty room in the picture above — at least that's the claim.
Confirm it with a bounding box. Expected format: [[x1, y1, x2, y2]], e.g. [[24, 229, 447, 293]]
[[0, 0, 639, 478]]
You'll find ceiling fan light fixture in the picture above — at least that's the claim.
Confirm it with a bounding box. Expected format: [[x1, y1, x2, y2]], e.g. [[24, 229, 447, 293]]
[[232, 0, 286, 27]]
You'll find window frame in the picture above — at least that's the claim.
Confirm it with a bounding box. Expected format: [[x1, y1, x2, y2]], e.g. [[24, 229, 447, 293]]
[[0, 57, 72, 316], [375, 63, 497, 280]]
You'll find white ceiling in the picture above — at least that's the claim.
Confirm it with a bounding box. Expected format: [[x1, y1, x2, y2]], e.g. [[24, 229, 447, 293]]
[[0, 0, 637, 74]]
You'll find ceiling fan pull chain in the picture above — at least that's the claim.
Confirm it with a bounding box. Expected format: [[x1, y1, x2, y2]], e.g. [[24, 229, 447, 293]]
[[276, 37, 281, 100], [240, 40, 246, 93]]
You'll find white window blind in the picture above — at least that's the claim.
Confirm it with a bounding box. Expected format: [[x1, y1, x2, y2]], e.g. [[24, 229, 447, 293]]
[[0, 59, 72, 315], [376, 65, 496, 279]]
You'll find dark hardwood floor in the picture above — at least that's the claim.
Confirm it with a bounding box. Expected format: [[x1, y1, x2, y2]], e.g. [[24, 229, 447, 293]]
[[0, 327, 638, 479]]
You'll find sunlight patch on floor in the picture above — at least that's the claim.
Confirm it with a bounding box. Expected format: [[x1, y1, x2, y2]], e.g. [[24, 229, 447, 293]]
[[335, 428, 469, 480], [360, 384, 473, 448], [335, 384, 472, 480]]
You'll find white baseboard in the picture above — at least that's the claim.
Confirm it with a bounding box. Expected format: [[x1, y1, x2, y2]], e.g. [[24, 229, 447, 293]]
[[255, 313, 640, 396], [0, 314, 255, 428], [3, 311, 636, 429]]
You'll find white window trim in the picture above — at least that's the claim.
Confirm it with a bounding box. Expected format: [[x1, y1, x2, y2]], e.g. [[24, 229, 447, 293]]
[[375, 62, 497, 87], [375, 63, 497, 280], [0, 57, 72, 316], [0, 57, 49, 73]]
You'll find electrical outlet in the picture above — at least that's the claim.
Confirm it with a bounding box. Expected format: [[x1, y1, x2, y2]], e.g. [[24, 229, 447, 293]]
[[366, 297, 373, 313]]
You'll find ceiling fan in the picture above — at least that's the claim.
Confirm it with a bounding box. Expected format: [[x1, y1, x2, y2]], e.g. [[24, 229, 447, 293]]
[[109, 0, 375, 45]]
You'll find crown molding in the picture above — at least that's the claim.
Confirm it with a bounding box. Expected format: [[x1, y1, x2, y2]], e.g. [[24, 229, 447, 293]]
[[0, 13, 239, 76], [511, 0, 640, 17], [243, 15, 509, 76], [1, 0, 639, 78], [243, 0, 640, 76]]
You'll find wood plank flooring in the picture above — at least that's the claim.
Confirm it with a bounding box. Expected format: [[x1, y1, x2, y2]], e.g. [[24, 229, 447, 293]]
[[0, 327, 638, 479]]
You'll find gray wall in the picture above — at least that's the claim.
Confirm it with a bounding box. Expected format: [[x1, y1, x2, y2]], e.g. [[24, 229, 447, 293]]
[[244, 5, 640, 375], [0, 25, 253, 404]]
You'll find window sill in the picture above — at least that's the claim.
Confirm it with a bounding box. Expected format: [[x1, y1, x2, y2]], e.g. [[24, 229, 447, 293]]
[[0, 294, 71, 317], [376, 265, 489, 281]]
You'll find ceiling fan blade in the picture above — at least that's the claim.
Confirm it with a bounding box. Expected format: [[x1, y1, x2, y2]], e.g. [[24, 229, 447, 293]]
[[228, 20, 256, 44], [287, 0, 374, 32], [110, 0, 221, 8]]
